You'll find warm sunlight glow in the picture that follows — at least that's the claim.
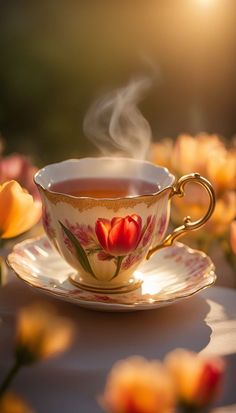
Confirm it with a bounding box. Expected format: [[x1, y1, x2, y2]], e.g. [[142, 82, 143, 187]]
[[196, 0, 217, 6]]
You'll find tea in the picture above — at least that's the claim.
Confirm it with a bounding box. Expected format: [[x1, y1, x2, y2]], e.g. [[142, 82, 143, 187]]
[[50, 177, 160, 198]]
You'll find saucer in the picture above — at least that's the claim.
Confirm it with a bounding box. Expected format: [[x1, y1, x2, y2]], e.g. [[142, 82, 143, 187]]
[[7, 236, 216, 312]]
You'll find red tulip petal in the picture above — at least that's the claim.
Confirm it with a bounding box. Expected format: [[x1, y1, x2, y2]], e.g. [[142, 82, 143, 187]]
[[196, 360, 225, 405], [108, 215, 142, 255], [131, 214, 142, 230], [124, 216, 142, 248], [95, 218, 111, 250], [108, 219, 125, 254], [111, 217, 123, 227]]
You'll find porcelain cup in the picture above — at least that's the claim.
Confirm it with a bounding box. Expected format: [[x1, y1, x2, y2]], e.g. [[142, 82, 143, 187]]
[[34, 157, 215, 293]]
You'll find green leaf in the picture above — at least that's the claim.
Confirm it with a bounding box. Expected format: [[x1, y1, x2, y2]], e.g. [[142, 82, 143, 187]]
[[111, 256, 124, 280], [0, 256, 7, 287], [59, 222, 97, 279]]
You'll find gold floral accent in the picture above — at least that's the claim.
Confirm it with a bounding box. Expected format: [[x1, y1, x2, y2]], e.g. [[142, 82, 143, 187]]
[[42, 186, 172, 212]]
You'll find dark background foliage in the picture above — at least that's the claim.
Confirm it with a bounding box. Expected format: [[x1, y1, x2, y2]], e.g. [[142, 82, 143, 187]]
[[0, 0, 235, 165]]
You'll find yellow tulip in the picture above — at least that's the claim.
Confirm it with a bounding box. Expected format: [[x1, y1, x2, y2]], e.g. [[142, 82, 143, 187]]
[[100, 356, 175, 413], [0, 393, 34, 413], [0, 180, 41, 239], [15, 302, 75, 363], [164, 349, 225, 409]]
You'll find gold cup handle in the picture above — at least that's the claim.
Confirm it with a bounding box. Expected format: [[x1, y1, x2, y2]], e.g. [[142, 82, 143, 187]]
[[147, 173, 216, 260]]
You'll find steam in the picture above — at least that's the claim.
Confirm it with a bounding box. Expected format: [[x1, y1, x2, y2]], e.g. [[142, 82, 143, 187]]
[[83, 77, 152, 160]]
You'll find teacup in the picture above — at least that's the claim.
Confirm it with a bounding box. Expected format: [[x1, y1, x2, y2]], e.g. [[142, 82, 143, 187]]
[[34, 157, 215, 294]]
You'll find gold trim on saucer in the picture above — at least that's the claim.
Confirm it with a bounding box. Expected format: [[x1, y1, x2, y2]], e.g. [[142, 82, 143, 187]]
[[7, 235, 217, 311], [69, 275, 143, 294]]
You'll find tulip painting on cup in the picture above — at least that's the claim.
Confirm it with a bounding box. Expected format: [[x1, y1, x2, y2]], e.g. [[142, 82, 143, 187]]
[[58, 213, 158, 281], [36, 157, 215, 294]]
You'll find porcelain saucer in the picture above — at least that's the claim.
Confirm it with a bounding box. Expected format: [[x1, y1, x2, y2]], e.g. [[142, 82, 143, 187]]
[[7, 236, 216, 312]]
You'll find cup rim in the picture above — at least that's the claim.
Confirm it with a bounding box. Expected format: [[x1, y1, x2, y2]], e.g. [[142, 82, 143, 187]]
[[34, 157, 175, 201]]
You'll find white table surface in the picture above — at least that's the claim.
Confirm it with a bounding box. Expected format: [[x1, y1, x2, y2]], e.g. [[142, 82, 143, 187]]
[[0, 270, 236, 413]]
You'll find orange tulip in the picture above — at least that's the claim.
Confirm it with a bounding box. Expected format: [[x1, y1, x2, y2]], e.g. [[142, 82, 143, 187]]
[[0, 393, 34, 413], [0, 180, 41, 239], [172, 188, 236, 237], [207, 148, 236, 193], [172, 133, 225, 176], [165, 349, 225, 409], [100, 356, 175, 413], [15, 302, 75, 363], [150, 133, 236, 194], [150, 133, 236, 238]]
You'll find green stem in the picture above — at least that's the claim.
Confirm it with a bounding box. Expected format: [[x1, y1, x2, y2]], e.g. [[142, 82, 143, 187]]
[[178, 403, 210, 413], [111, 256, 124, 280], [0, 238, 5, 249], [196, 235, 211, 254], [0, 259, 2, 286], [0, 359, 22, 396], [225, 249, 235, 268]]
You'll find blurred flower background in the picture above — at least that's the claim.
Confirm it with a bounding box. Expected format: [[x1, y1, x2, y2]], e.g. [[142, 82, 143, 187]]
[[1, 1, 236, 163], [0, 3, 234, 409], [100, 351, 225, 413], [0, 302, 75, 411], [0, 0, 235, 281], [150, 134, 236, 278]]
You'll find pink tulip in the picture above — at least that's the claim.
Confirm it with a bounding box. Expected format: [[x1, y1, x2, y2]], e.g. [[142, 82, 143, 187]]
[[0, 154, 40, 201]]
